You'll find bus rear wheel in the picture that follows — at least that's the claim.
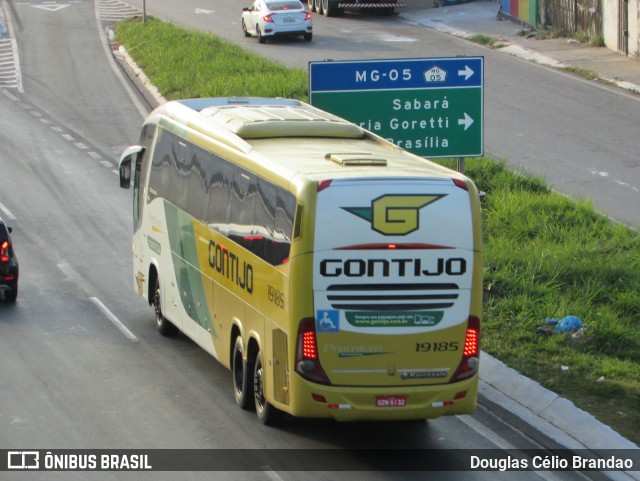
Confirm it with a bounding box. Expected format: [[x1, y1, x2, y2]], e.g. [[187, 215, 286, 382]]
[[153, 278, 178, 337], [232, 337, 254, 410], [253, 350, 279, 425]]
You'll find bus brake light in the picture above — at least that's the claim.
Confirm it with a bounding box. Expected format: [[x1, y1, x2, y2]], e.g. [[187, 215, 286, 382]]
[[295, 318, 331, 385], [463, 324, 479, 357], [302, 330, 317, 359], [450, 316, 480, 382]]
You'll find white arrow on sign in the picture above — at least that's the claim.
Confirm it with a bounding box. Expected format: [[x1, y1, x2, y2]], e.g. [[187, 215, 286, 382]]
[[33, 3, 71, 11], [458, 113, 474, 131], [457, 65, 474, 81], [195, 8, 215, 14]]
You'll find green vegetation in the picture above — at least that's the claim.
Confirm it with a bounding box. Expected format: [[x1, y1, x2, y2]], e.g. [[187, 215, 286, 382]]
[[561, 66, 599, 81], [524, 26, 604, 48], [469, 34, 496, 47], [114, 17, 307, 100], [532, 26, 571, 40], [115, 18, 640, 444], [561, 67, 620, 90], [468, 34, 506, 50]]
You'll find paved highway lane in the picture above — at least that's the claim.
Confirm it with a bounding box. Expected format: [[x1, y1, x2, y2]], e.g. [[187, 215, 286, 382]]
[[0, 92, 337, 481], [0, 2, 621, 480], [122, 0, 640, 227], [7, 0, 144, 158]]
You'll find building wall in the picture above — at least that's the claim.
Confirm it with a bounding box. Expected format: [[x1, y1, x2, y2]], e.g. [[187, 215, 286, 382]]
[[602, 0, 618, 50], [631, 0, 636, 56], [603, 0, 639, 58], [500, 0, 538, 26]]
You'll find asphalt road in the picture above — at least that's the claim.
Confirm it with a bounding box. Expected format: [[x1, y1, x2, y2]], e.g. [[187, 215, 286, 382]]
[[0, 0, 630, 480]]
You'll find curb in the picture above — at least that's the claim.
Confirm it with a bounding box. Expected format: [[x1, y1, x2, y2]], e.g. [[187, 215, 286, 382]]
[[480, 353, 639, 481], [112, 42, 167, 108], [480, 353, 638, 450]]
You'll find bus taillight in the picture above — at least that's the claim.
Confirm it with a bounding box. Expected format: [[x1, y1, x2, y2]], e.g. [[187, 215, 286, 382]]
[[317, 179, 332, 192], [295, 318, 331, 385], [450, 315, 480, 382]]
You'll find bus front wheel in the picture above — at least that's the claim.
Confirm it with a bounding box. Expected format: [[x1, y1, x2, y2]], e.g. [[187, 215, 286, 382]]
[[153, 278, 178, 337], [232, 337, 254, 410], [253, 350, 279, 425]]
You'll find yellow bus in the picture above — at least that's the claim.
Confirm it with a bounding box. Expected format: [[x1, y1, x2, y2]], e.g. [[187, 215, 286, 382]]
[[118, 97, 482, 424]]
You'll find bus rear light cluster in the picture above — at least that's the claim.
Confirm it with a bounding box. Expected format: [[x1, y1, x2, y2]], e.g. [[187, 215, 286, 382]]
[[450, 316, 480, 382], [453, 178, 469, 191], [317, 179, 332, 192], [295, 318, 331, 385]]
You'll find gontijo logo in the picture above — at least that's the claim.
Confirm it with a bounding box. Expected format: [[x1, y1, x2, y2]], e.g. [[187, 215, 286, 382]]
[[342, 194, 445, 235]]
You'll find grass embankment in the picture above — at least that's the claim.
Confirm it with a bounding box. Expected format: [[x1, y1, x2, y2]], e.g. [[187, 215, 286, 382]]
[[115, 17, 640, 444]]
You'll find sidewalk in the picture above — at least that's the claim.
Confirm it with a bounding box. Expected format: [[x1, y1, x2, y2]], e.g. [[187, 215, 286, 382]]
[[399, 0, 640, 95]]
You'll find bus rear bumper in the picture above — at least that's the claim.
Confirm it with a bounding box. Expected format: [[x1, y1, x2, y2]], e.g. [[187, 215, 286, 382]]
[[286, 375, 478, 422]]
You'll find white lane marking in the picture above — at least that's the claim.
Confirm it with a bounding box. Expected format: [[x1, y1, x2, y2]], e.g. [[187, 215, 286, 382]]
[[90, 296, 138, 342], [590, 169, 640, 193], [57, 261, 87, 286], [1, 88, 19, 101], [33, 4, 72, 12], [0, 38, 23, 92], [457, 414, 517, 450], [258, 468, 285, 481], [457, 414, 565, 481], [613, 179, 640, 192], [0, 200, 17, 221], [97, 0, 143, 22]]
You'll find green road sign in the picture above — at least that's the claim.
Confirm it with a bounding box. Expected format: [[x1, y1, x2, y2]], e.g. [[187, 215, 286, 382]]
[[309, 57, 484, 158]]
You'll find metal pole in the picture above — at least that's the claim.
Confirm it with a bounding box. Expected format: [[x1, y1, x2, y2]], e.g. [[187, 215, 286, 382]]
[[457, 157, 465, 174], [143, 0, 147, 23]]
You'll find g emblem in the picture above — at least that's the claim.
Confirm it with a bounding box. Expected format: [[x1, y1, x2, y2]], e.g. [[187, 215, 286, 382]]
[[343, 194, 444, 235]]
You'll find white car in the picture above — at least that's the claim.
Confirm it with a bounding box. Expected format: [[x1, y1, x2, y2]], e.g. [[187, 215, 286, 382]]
[[242, 0, 313, 43]]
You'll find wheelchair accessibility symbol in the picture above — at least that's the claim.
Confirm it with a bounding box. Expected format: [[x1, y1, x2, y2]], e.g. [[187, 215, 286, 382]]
[[317, 310, 339, 333]]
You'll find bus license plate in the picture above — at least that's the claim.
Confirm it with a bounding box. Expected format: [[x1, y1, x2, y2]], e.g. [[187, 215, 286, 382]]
[[376, 395, 407, 407]]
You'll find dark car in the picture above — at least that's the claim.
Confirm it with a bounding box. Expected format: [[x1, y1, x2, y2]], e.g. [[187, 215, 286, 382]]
[[0, 217, 19, 302]]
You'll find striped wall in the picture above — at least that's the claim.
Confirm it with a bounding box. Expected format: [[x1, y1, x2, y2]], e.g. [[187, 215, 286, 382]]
[[500, 0, 538, 27]]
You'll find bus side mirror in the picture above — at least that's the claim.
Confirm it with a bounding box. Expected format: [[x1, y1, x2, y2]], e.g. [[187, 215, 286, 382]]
[[119, 158, 131, 188], [118, 145, 145, 189]]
